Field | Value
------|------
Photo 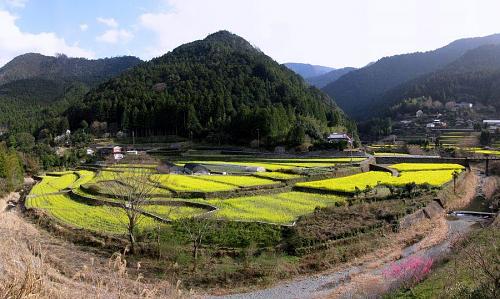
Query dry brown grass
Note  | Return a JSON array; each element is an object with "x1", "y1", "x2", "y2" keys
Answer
[
  {"x1": 0, "y1": 193, "x2": 183, "y2": 299},
  {"x1": 482, "y1": 176, "x2": 500, "y2": 199},
  {"x1": 440, "y1": 170, "x2": 478, "y2": 211}
]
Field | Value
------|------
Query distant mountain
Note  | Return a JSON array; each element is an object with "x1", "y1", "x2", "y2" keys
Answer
[
  {"x1": 0, "y1": 53, "x2": 142, "y2": 133},
  {"x1": 381, "y1": 44, "x2": 500, "y2": 112},
  {"x1": 284, "y1": 63, "x2": 335, "y2": 79},
  {"x1": 306, "y1": 67, "x2": 356, "y2": 88},
  {"x1": 323, "y1": 33, "x2": 500, "y2": 119},
  {"x1": 0, "y1": 53, "x2": 142, "y2": 87},
  {"x1": 70, "y1": 31, "x2": 356, "y2": 146}
]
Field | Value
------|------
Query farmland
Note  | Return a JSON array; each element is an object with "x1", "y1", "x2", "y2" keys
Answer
[
  {"x1": 389, "y1": 163, "x2": 465, "y2": 172},
  {"x1": 26, "y1": 160, "x2": 461, "y2": 230},
  {"x1": 22, "y1": 156, "x2": 474, "y2": 293},
  {"x1": 296, "y1": 163, "x2": 462, "y2": 193}
]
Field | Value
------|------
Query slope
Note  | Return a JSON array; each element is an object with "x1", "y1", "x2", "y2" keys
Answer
[{"x1": 307, "y1": 67, "x2": 356, "y2": 88}]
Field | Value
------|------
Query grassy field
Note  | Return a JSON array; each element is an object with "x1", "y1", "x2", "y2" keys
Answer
[
  {"x1": 205, "y1": 192, "x2": 346, "y2": 224},
  {"x1": 389, "y1": 163, "x2": 465, "y2": 172}
]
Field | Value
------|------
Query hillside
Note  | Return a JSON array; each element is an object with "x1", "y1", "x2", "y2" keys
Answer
[
  {"x1": 71, "y1": 31, "x2": 356, "y2": 146},
  {"x1": 0, "y1": 53, "x2": 142, "y2": 86},
  {"x1": 0, "y1": 54, "x2": 142, "y2": 133},
  {"x1": 307, "y1": 67, "x2": 356, "y2": 88},
  {"x1": 383, "y1": 44, "x2": 500, "y2": 113},
  {"x1": 323, "y1": 33, "x2": 500, "y2": 119},
  {"x1": 284, "y1": 63, "x2": 335, "y2": 79}
]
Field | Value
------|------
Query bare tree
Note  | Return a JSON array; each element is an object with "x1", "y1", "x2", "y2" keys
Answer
[
  {"x1": 105, "y1": 165, "x2": 158, "y2": 254},
  {"x1": 176, "y1": 216, "x2": 215, "y2": 272}
]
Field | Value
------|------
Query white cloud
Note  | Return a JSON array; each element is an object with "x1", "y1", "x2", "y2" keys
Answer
[
  {"x1": 80, "y1": 23, "x2": 88, "y2": 32},
  {"x1": 96, "y1": 29, "x2": 133, "y2": 44},
  {"x1": 97, "y1": 17, "x2": 118, "y2": 28},
  {"x1": 4, "y1": 0, "x2": 28, "y2": 8},
  {"x1": 0, "y1": 10, "x2": 94, "y2": 66},
  {"x1": 138, "y1": 0, "x2": 500, "y2": 67}
]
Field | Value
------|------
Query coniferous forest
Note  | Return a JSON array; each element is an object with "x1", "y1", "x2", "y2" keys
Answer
[{"x1": 69, "y1": 31, "x2": 357, "y2": 146}]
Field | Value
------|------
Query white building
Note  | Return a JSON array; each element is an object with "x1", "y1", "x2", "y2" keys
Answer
[{"x1": 327, "y1": 133, "x2": 352, "y2": 144}]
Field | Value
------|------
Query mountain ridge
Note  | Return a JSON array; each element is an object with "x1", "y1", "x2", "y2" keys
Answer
[
  {"x1": 323, "y1": 33, "x2": 500, "y2": 119},
  {"x1": 284, "y1": 62, "x2": 335, "y2": 79}
]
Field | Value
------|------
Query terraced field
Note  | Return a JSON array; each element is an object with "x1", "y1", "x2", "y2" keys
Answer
[
  {"x1": 151, "y1": 174, "x2": 237, "y2": 192},
  {"x1": 26, "y1": 160, "x2": 462, "y2": 234},
  {"x1": 252, "y1": 172, "x2": 303, "y2": 181},
  {"x1": 297, "y1": 163, "x2": 461, "y2": 193},
  {"x1": 390, "y1": 163, "x2": 464, "y2": 172},
  {"x1": 196, "y1": 175, "x2": 277, "y2": 188},
  {"x1": 30, "y1": 173, "x2": 78, "y2": 196},
  {"x1": 204, "y1": 192, "x2": 346, "y2": 224},
  {"x1": 26, "y1": 194, "x2": 158, "y2": 233}
]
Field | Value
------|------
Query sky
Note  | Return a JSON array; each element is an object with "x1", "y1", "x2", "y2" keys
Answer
[{"x1": 1, "y1": 0, "x2": 500, "y2": 68}]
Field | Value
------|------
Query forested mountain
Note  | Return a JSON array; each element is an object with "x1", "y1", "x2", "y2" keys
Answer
[
  {"x1": 323, "y1": 33, "x2": 500, "y2": 119},
  {"x1": 381, "y1": 44, "x2": 500, "y2": 113},
  {"x1": 307, "y1": 67, "x2": 356, "y2": 88},
  {"x1": 284, "y1": 63, "x2": 335, "y2": 79},
  {"x1": 0, "y1": 53, "x2": 142, "y2": 86},
  {"x1": 70, "y1": 31, "x2": 356, "y2": 146},
  {"x1": 0, "y1": 54, "x2": 142, "y2": 133}
]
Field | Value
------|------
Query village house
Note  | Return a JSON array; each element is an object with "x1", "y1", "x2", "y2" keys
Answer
[{"x1": 327, "y1": 133, "x2": 352, "y2": 144}]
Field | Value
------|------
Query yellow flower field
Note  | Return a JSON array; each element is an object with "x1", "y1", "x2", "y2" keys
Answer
[{"x1": 389, "y1": 163, "x2": 464, "y2": 172}]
